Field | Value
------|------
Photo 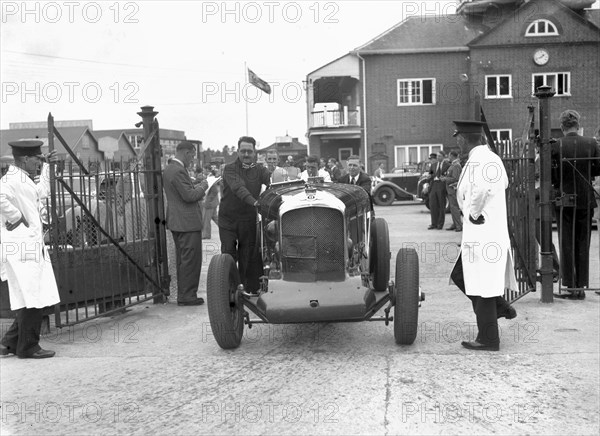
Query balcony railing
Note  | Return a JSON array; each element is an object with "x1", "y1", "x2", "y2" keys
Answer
[{"x1": 310, "y1": 107, "x2": 360, "y2": 128}]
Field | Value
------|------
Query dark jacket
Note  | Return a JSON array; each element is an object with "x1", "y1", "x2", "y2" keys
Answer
[
  {"x1": 429, "y1": 159, "x2": 451, "y2": 183},
  {"x1": 551, "y1": 132, "x2": 600, "y2": 209},
  {"x1": 338, "y1": 171, "x2": 372, "y2": 194},
  {"x1": 163, "y1": 160, "x2": 206, "y2": 232},
  {"x1": 219, "y1": 159, "x2": 271, "y2": 229},
  {"x1": 329, "y1": 165, "x2": 342, "y2": 182}
]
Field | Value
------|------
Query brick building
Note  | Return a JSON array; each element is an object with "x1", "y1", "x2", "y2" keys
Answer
[{"x1": 306, "y1": 0, "x2": 600, "y2": 173}]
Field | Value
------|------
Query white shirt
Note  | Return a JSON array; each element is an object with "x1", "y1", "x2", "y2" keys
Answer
[{"x1": 300, "y1": 168, "x2": 331, "y2": 182}]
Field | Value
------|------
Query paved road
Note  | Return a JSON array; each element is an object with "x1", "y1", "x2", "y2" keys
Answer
[{"x1": 1, "y1": 204, "x2": 599, "y2": 435}]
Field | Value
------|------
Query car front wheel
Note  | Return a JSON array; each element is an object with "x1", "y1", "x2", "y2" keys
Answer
[
  {"x1": 393, "y1": 248, "x2": 419, "y2": 345},
  {"x1": 207, "y1": 254, "x2": 244, "y2": 349}
]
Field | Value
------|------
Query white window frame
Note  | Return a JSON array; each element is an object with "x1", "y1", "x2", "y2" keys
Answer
[
  {"x1": 532, "y1": 72, "x2": 571, "y2": 96},
  {"x1": 485, "y1": 75, "x2": 512, "y2": 99},
  {"x1": 490, "y1": 129, "x2": 512, "y2": 143},
  {"x1": 394, "y1": 144, "x2": 442, "y2": 168},
  {"x1": 397, "y1": 78, "x2": 436, "y2": 106},
  {"x1": 525, "y1": 19, "x2": 558, "y2": 36}
]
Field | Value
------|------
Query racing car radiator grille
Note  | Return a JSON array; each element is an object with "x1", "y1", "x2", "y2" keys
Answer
[{"x1": 280, "y1": 207, "x2": 345, "y2": 282}]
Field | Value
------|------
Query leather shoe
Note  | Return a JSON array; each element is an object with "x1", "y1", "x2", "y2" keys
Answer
[
  {"x1": 446, "y1": 226, "x2": 456, "y2": 231},
  {"x1": 428, "y1": 225, "x2": 436, "y2": 230},
  {"x1": 461, "y1": 341, "x2": 499, "y2": 351},
  {"x1": 0, "y1": 344, "x2": 15, "y2": 356},
  {"x1": 498, "y1": 305, "x2": 517, "y2": 320},
  {"x1": 177, "y1": 297, "x2": 205, "y2": 306},
  {"x1": 19, "y1": 349, "x2": 55, "y2": 359}
]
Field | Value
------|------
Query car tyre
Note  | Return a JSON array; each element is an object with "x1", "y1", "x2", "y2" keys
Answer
[
  {"x1": 394, "y1": 248, "x2": 419, "y2": 345},
  {"x1": 373, "y1": 186, "x2": 395, "y2": 206},
  {"x1": 207, "y1": 254, "x2": 244, "y2": 349},
  {"x1": 370, "y1": 218, "x2": 390, "y2": 292}
]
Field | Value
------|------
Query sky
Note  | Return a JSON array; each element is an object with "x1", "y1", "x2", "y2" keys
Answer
[{"x1": 1, "y1": 0, "x2": 598, "y2": 150}]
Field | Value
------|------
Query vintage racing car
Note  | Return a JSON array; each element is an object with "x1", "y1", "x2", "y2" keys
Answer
[{"x1": 206, "y1": 178, "x2": 423, "y2": 349}]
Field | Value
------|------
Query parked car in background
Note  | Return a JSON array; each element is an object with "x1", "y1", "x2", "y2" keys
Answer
[{"x1": 371, "y1": 161, "x2": 431, "y2": 206}]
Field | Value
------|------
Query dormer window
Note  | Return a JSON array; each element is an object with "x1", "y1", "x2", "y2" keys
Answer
[{"x1": 526, "y1": 19, "x2": 558, "y2": 36}]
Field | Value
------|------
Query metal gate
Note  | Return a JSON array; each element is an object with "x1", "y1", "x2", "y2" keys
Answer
[
  {"x1": 498, "y1": 136, "x2": 538, "y2": 302},
  {"x1": 45, "y1": 107, "x2": 170, "y2": 327}
]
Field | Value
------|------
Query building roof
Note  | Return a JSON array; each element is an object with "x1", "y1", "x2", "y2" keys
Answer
[
  {"x1": 0, "y1": 126, "x2": 93, "y2": 157},
  {"x1": 354, "y1": 1, "x2": 599, "y2": 54},
  {"x1": 259, "y1": 137, "x2": 307, "y2": 154},
  {"x1": 354, "y1": 14, "x2": 488, "y2": 54},
  {"x1": 584, "y1": 9, "x2": 600, "y2": 28}
]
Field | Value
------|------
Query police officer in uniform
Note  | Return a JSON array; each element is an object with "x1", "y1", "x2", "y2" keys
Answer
[
  {"x1": 0, "y1": 140, "x2": 60, "y2": 359},
  {"x1": 449, "y1": 121, "x2": 518, "y2": 351}
]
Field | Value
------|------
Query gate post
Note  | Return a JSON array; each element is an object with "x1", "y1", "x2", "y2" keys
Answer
[
  {"x1": 138, "y1": 106, "x2": 170, "y2": 303},
  {"x1": 535, "y1": 86, "x2": 555, "y2": 303}
]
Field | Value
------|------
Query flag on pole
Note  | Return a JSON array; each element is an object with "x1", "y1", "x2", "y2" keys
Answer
[{"x1": 247, "y1": 68, "x2": 271, "y2": 94}]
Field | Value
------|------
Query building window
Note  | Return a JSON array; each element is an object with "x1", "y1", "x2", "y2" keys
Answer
[
  {"x1": 485, "y1": 75, "x2": 512, "y2": 98},
  {"x1": 394, "y1": 144, "x2": 442, "y2": 167},
  {"x1": 490, "y1": 129, "x2": 512, "y2": 143},
  {"x1": 532, "y1": 72, "x2": 570, "y2": 96},
  {"x1": 525, "y1": 19, "x2": 558, "y2": 36},
  {"x1": 397, "y1": 78, "x2": 436, "y2": 106},
  {"x1": 81, "y1": 134, "x2": 90, "y2": 149}
]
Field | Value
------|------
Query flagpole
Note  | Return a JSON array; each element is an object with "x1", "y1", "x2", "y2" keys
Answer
[{"x1": 244, "y1": 61, "x2": 249, "y2": 135}]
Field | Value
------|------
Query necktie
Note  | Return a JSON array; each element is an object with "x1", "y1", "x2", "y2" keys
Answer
[{"x1": 351, "y1": 177, "x2": 356, "y2": 185}]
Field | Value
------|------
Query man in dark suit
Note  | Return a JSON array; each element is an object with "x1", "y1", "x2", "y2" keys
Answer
[
  {"x1": 428, "y1": 150, "x2": 451, "y2": 230},
  {"x1": 327, "y1": 158, "x2": 342, "y2": 182},
  {"x1": 338, "y1": 155, "x2": 374, "y2": 214},
  {"x1": 551, "y1": 110, "x2": 600, "y2": 300},
  {"x1": 163, "y1": 141, "x2": 208, "y2": 306},
  {"x1": 338, "y1": 155, "x2": 372, "y2": 192},
  {"x1": 219, "y1": 136, "x2": 271, "y2": 294}
]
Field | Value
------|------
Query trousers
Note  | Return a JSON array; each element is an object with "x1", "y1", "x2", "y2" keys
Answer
[
  {"x1": 219, "y1": 221, "x2": 262, "y2": 292},
  {"x1": 171, "y1": 230, "x2": 203, "y2": 302},
  {"x1": 451, "y1": 254, "x2": 511, "y2": 345},
  {"x1": 1, "y1": 308, "x2": 43, "y2": 357}
]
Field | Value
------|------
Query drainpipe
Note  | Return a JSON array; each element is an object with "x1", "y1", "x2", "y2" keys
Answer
[{"x1": 356, "y1": 52, "x2": 368, "y2": 173}]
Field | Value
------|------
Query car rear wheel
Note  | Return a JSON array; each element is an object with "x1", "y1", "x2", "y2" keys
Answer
[
  {"x1": 207, "y1": 254, "x2": 244, "y2": 349},
  {"x1": 370, "y1": 218, "x2": 390, "y2": 292},
  {"x1": 394, "y1": 248, "x2": 419, "y2": 345},
  {"x1": 374, "y1": 186, "x2": 395, "y2": 206}
]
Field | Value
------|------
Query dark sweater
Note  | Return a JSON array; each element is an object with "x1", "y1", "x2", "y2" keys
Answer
[{"x1": 218, "y1": 159, "x2": 270, "y2": 229}]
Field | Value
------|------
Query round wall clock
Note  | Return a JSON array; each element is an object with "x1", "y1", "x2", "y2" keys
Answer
[{"x1": 533, "y1": 49, "x2": 549, "y2": 66}]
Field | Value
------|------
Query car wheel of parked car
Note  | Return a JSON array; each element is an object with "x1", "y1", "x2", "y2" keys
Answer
[
  {"x1": 207, "y1": 254, "x2": 244, "y2": 349},
  {"x1": 393, "y1": 247, "x2": 419, "y2": 345},
  {"x1": 373, "y1": 186, "x2": 395, "y2": 206},
  {"x1": 370, "y1": 218, "x2": 390, "y2": 292}
]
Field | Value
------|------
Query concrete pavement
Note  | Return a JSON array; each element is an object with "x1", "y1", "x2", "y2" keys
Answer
[{"x1": 1, "y1": 203, "x2": 599, "y2": 435}]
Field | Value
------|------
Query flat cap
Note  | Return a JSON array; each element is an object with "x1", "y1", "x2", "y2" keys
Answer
[
  {"x1": 452, "y1": 120, "x2": 485, "y2": 137},
  {"x1": 8, "y1": 140, "x2": 44, "y2": 157}
]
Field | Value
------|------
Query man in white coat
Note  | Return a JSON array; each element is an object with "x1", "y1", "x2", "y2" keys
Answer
[
  {"x1": 449, "y1": 121, "x2": 518, "y2": 352},
  {"x1": 0, "y1": 140, "x2": 60, "y2": 359}
]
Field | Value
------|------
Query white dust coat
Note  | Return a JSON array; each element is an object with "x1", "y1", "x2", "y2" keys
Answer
[
  {"x1": 0, "y1": 164, "x2": 60, "y2": 309},
  {"x1": 452, "y1": 145, "x2": 518, "y2": 297}
]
